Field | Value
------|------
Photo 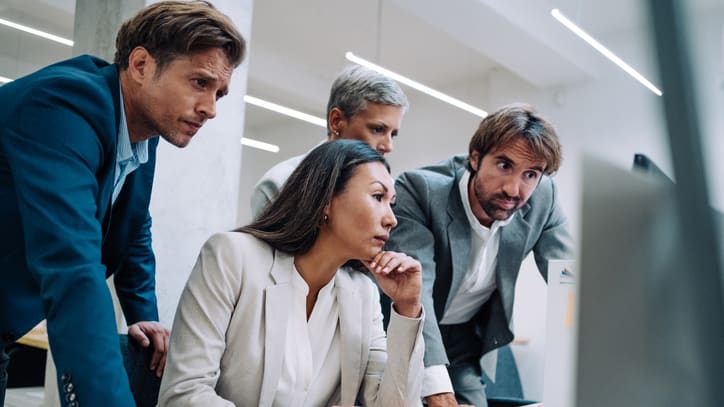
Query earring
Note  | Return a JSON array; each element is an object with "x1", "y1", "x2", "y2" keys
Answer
[
  {"x1": 324, "y1": 214, "x2": 329, "y2": 222},
  {"x1": 333, "y1": 131, "x2": 340, "y2": 137}
]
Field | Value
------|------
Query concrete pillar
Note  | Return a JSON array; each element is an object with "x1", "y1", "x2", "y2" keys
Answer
[{"x1": 72, "y1": 0, "x2": 144, "y2": 60}]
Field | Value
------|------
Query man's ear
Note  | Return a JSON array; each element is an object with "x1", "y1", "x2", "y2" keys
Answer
[
  {"x1": 469, "y1": 150, "x2": 482, "y2": 170},
  {"x1": 126, "y1": 46, "x2": 154, "y2": 82},
  {"x1": 327, "y1": 107, "x2": 346, "y2": 139}
]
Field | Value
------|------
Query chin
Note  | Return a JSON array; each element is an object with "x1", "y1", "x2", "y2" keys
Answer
[{"x1": 162, "y1": 133, "x2": 192, "y2": 148}]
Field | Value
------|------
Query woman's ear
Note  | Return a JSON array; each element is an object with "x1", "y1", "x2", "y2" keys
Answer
[
  {"x1": 328, "y1": 108, "x2": 346, "y2": 139},
  {"x1": 321, "y1": 203, "x2": 331, "y2": 225}
]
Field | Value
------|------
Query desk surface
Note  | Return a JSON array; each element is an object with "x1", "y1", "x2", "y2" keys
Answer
[{"x1": 15, "y1": 321, "x2": 48, "y2": 350}]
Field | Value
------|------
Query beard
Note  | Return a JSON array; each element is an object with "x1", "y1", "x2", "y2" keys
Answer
[
  {"x1": 474, "y1": 178, "x2": 521, "y2": 221},
  {"x1": 140, "y1": 110, "x2": 194, "y2": 148}
]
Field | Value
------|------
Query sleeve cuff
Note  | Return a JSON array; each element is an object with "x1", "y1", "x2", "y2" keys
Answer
[{"x1": 422, "y1": 364, "x2": 454, "y2": 398}]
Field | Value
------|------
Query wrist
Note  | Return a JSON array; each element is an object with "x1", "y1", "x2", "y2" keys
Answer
[
  {"x1": 392, "y1": 301, "x2": 422, "y2": 318},
  {"x1": 424, "y1": 392, "x2": 457, "y2": 406}
]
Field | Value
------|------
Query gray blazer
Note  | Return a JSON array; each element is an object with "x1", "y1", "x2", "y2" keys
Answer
[
  {"x1": 251, "y1": 141, "x2": 326, "y2": 219},
  {"x1": 250, "y1": 153, "x2": 306, "y2": 219},
  {"x1": 386, "y1": 155, "x2": 574, "y2": 367},
  {"x1": 158, "y1": 232, "x2": 425, "y2": 407}
]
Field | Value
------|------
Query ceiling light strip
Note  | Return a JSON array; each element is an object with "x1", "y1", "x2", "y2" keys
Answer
[
  {"x1": 551, "y1": 9, "x2": 662, "y2": 96},
  {"x1": 345, "y1": 51, "x2": 487, "y2": 118},
  {"x1": 0, "y1": 17, "x2": 73, "y2": 47},
  {"x1": 240, "y1": 137, "x2": 280, "y2": 153},
  {"x1": 243, "y1": 95, "x2": 326, "y2": 128}
]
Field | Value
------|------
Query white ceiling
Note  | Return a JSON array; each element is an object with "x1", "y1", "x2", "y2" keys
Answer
[{"x1": 0, "y1": 0, "x2": 720, "y2": 129}]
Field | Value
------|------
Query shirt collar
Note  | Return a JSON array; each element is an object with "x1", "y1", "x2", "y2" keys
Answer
[{"x1": 118, "y1": 81, "x2": 149, "y2": 165}]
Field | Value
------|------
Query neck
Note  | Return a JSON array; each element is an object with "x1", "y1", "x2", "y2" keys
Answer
[
  {"x1": 295, "y1": 237, "x2": 347, "y2": 320},
  {"x1": 119, "y1": 71, "x2": 152, "y2": 143},
  {"x1": 294, "y1": 237, "x2": 346, "y2": 293}
]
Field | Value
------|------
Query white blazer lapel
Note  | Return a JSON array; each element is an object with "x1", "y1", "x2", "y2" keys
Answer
[
  {"x1": 258, "y1": 250, "x2": 295, "y2": 407},
  {"x1": 336, "y1": 271, "x2": 364, "y2": 404}
]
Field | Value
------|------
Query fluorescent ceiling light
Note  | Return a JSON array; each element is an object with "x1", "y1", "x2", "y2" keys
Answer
[
  {"x1": 0, "y1": 76, "x2": 12, "y2": 84},
  {"x1": 0, "y1": 17, "x2": 73, "y2": 47},
  {"x1": 551, "y1": 9, "x2": 662, "y2": 96},
  {"x1": 345, "y1": 51, "x2": 487, "y2": 118},
  {"x1": 243, "y1": 95, "x2": 326, "y2": 128},
  {"x1": 240, "y1": 137, "x2": 280, "y2": 153}
]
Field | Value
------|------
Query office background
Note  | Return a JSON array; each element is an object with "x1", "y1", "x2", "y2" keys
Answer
[{"x1": 1, "y1": 0, "x2": 722, "y2": 401}]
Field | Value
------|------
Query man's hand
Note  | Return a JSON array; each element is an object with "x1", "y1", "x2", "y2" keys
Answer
[
  {"x1": 425, "y1": 392, "x2": 474, "y2": 407},
  {"x1": 128, "y1": 321, "x2": 170, "y2": 378}
]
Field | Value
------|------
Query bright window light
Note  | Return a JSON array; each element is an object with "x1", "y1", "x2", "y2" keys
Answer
[
  {"x1": 243, "y1": 95, "x2": 326, "y2": 128},
  {"x1": 345, "y1": 51, "x2": 487, "y2": 118},
  {"x1": 0, "y1": 17, "x2": 73, "y2": 47},
  {"x1": 551, "y1": 9, "x2": 662, "y2": 96},
  {"x1": 240, "y1": 137, "x2": 280, "y2": 153},
  {"x1": 0, "y1": 76, "x2": 12, "y2": 84}
]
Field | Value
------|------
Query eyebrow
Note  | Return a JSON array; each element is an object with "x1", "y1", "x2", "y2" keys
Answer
[
  {"x1": 370, "y1": 180, "x2": 389, "y2": 192},
  {"x1": 369, "y1": 121, "x2": 390, "y2": 129}
]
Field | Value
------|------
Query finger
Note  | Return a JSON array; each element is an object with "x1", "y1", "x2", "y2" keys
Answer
[
  {"x1": 149, "y1": 331, "x2": 166, "y2": 371},
  {"x1": 128, "y1": 324, "x2": 150, "y2": 348},
  {"x1": 377, "y1": 252, "x2": 409, "y2": 274},
  {"x1": 156, "y1": 351, "x2": 167, "y2": 378},
  {"x1": 396, "y1": 257, "x2": 421, "y2": 273},
  {"x1": 368, "y1": 250, "x2": 386, "y2": 268},
  {"x1": 372, "y1": 251, "x2": 398, "y2": 274}
]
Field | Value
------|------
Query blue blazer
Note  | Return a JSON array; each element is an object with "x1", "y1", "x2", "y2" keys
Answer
[{"x1": 0, "y1": 55, "x2": 158, "y2": 406}]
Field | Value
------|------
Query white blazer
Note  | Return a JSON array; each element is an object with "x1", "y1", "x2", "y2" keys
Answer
[{"x1": 158, "y1": 232, "x2": 424, "y2": 407}]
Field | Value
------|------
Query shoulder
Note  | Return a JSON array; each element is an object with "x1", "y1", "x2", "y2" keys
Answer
[
  {"x1": 11, "y1": 55, "x2": 116, "y2": 102},
  {"x1": 397, "y1": 155, "x2": 466, "y2": 190},
  {"x1": 527, "y1": 175, "x2": 558, "y2": 207},
  {"x1": 201, "y1": 231, "x2": 275, "y2": 267},
  {"x1": 394, "y1": 155, "x2": 466, "y2": 208},
  {"x1": 204, "y1": 231, "x2": 272, "y2": 255},
  {"x1": 2, "y1": 55, "x2": 119, "y2": 145},
  {"x1": 521, "y1": 175, "x2": 564, "y2": 224},
  {"x1": 255, "y1": 153, "x2": 307, "y2": 190}
]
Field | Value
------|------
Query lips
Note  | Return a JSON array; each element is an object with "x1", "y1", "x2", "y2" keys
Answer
[
  {"x1": 494, "y1": 199, "x2": 517, "y2": 210},
  {"x1": 184, "y1": 120, "x2": 203, "y2": 133},
  {"x1": 374, "y1": 234, "x2": 389, "y2": 244}
]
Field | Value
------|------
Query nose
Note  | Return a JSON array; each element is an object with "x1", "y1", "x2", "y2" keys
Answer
[
  {"x1": 384, "y1": 204, "x2": 398, "y2": 229},
  {"x1": 376, "y1": 133, "x2": 393, "y2": 155},
  {"x1": 198, "y1": 93, "x2": 217, "y2": 120},
  {"x1": 502, "y1": 175, "x2": 521, "y2": 198}
]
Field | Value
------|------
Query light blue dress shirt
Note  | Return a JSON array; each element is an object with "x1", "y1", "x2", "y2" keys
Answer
[{"x1": 112, "y1": 84, "x2": 148, "y2": 204}]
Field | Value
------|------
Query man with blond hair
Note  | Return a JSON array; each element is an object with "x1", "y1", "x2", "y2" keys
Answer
[{"x1": 0, "y1": 2, "x2": 245, "y2": 405}]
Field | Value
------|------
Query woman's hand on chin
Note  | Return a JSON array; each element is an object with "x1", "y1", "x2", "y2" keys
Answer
[{"x1": 362, "y1": 251, "x2": 422, "y2": 318}]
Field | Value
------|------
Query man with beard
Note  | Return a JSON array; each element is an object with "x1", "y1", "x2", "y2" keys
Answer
[{"x1": 385, "y1": 103, "x2": 574, "y2": 407}]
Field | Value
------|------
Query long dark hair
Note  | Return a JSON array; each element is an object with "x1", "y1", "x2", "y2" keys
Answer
[{"x1": 238, "y1": 140, "x2": 388, "y2": 255}]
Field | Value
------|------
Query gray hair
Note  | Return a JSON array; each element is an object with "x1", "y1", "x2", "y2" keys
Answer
[{"x1": 325, "y1": 65, "x2": 409, "y2": 134}]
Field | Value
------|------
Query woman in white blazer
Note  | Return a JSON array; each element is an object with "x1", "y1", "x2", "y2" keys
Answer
[{"x1": 158, "y1": 140, "x2": 425, "y2": 407}]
